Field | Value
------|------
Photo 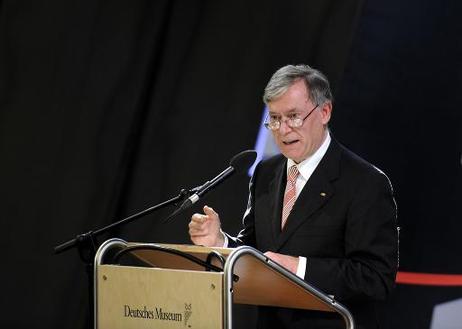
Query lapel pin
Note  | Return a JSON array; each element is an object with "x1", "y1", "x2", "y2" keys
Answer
[{"x1": 320, "y1": 192, "x2": 326, "y2": 197}]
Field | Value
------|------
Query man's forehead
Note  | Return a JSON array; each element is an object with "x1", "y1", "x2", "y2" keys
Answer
[{"x1": 268, "y1": 98, "x2": 311, "y2": 115}]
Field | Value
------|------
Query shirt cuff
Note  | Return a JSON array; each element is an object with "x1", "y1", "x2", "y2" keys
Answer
[
  {"x1": 221, "y1": 229, "x2": 228, "y2": 248},
  {"x1": 296, "y1": 256, "x2": 307, "y2": 279}
]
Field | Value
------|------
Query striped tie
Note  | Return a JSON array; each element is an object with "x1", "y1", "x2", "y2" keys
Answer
[{"x1": 281, "y1": 165, "x2": 299, "y2": 229}]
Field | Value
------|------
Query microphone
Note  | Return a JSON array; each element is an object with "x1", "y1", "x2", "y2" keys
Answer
[{"x1": 168, "y1": 150, "x2": 257, "y2": 219}]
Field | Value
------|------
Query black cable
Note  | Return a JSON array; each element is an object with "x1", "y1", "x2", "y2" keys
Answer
[
  {"x1": 205, "y1": 250, "x2": 226, "y2": 271},
  {"x1": 112, "y1": 244, "x2": 224, "y2": 273}
]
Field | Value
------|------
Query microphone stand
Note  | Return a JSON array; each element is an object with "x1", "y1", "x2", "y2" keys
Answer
[
  {"x1": 54, "y1": 149, "x2": 256, "y2": 328},
  {"x1": 54, "y1": 187, "x2": 196, "y2": 329}
]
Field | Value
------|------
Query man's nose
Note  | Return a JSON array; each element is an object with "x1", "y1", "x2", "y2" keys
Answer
[{"x1": 278, "y1": 119, "x2": 293, "y2": 134}]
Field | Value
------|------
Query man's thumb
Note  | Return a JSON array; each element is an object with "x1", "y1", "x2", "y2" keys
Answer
[{"x1": 203, "y1": 205, "x2": 217, "y2": 217}]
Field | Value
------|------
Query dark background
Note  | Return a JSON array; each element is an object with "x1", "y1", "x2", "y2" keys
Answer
[{"x1": 1, "y1": 0, "x2": 460, "y2": 328}]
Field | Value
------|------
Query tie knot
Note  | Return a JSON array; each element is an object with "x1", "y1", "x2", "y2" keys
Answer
[{"x1": 288, "y1": 165, "x2": 299, "y2": 183}]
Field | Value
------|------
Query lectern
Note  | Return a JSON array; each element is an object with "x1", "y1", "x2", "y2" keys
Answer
[{"x1": 94, "y1": 238, "x2": 354, "y2": 329}]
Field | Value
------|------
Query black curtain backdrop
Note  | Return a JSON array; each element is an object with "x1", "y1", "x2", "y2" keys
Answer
[
  {"x1": 1, "y1": 1, "x2": 460, "y2": 329},
  {"x1": 0, "y1": 1, "x2": 363, "y2": 328},
  {"x1": 333, "y1": 0, "x2": 462, "y2": 327}
]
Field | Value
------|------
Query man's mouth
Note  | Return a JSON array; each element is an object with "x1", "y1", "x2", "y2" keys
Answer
[{"x1": 282, "y1": 140, "x2": 299, "y2": 145}]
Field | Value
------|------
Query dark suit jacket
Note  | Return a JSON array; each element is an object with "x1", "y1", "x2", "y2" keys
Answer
[{"x1": 229, "y1": 138, "x2": 398, "y2": 329}]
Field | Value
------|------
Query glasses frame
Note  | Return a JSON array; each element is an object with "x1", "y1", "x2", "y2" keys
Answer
[{"x1": 264, "y1": 103, "x2": 319, "y2": 131}]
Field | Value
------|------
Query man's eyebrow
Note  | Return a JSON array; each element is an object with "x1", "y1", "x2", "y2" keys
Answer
[{"x1": 269, "y1": 108, "x2": 299, "y2": 115}]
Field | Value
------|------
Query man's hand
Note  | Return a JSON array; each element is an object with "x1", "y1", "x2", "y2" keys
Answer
[
  {"x1": 189, "y1": 205, "x2": 224, "y2": 247},
  {"x1": 264, "y1": 251, "x2": 299, "y2": 274}
]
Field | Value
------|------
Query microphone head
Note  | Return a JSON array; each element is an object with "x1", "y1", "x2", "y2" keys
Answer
[{"x1": 229, "y1": 150, "x2": 257, "y2": 173}]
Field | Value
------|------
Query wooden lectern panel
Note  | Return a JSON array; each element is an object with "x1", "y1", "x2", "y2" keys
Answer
[
  {"x1": 97, "y1": 265, "x2": 223, "y2": 329},
  {"x1": 232, "y1": 254, "x2": 334, "y2": 312}
]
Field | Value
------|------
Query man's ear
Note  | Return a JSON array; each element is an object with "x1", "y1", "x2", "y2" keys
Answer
[{"x1": 320, "y1": 102, "x2": 332, "y2": 125}]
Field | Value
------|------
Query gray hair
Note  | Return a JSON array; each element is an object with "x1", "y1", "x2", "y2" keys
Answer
[{"x1": 263, "y1": 64, "x2": 333, "y2": 105}]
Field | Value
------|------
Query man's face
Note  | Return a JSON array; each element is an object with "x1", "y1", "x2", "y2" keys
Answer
[{"x1": 268, "y1": 79, "x2": 332, "y2": 163}]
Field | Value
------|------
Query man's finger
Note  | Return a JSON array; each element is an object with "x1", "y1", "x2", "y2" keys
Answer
[
  {"x1": 203, "y1": 205, "x2": 217, "y2": 217},
  {"x1": 191, "y1": 214, "x2": 207, "y2": 223},
  {"x1": 189, "y1": 229, "x2": 207, "y2": 237}
]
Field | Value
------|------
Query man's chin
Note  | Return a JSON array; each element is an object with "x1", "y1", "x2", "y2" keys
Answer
[{"x1": 280, "y1": 150, "x2": 302, "y2": 163}]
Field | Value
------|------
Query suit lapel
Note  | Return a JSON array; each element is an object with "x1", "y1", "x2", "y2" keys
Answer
[
  {"x1": 275, "y1": 139, "x2": 342, "y2": 250},
  {"x1": 269, "y1": 160, "x2": 286, "y2": 246}
]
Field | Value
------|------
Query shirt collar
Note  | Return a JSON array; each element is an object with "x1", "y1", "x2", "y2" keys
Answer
[{"x1": 287, "y1": 131, "x2": 331, "y2": 180}]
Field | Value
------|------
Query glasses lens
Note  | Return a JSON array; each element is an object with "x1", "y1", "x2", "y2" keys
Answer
[
  {"x1": 288, "y1": 118, "x2": 303, "y2": 128},
  {"x1": 264, "y1": 119, "x2": 279, "y2": 130},
  {"x1": 270, "y1": 121, "x2": 279, "y2": 130}
]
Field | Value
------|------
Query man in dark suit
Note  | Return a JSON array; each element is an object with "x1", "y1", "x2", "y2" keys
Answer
[{"x1": 189, "y1": 64, "x2": 398, "y2": 329}]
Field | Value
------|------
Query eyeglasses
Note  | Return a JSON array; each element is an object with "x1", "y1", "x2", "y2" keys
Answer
[{"x1": 264, "y1": 104, "x2": 319, "y2": 131}]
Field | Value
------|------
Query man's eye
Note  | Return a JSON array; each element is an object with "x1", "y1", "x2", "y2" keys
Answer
[
  {"x1": 288, "y1": 114, "x2": 299, "y2": 120},
  {"x1": 270, "y1": 116, "x2": 280, "y2": 122}
]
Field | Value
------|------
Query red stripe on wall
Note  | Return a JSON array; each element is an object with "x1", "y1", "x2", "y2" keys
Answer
[{"x1": 396, "y1": 271, "x2": 462, "y2": 286}]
